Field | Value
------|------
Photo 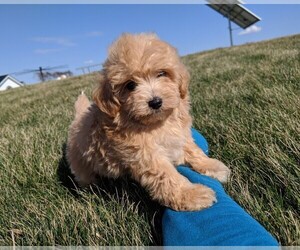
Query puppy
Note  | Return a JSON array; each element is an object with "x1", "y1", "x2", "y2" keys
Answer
[{"x1": 67, "y1": 33, "x2": 230, "y2": 211}]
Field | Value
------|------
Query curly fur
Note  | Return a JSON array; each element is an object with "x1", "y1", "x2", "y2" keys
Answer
[{"x1": 67, "y1": 33, "x2": 230, "y2": 211}]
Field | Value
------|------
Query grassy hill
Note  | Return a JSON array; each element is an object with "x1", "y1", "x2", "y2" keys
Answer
[{"x1": 0, "y1": 34, "x2": 299, "y2": 246}]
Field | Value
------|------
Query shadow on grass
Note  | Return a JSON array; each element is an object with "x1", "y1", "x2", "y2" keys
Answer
[{"x1": 57, "y1": 143, "x2": 164, "y2": 245}]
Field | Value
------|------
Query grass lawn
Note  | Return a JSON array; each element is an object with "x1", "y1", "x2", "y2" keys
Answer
[{"x1": 0, "y1": 34, "x2": 299, "y2": 246}]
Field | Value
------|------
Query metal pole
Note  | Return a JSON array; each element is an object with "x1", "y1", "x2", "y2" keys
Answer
[
  {"x1": 227, "y1": 9, "x2": 233, "y2": 47},
  {"x1": 228, "y1": 17, "x2": 233, "y2": 46},
  {"x1": 39, "y1": 66, "x2": 45, "y2": 82}
]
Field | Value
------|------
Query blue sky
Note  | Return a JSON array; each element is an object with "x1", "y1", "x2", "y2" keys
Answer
[{"x1": 0, "y1": 4, "x2": 300, "y2": 84}]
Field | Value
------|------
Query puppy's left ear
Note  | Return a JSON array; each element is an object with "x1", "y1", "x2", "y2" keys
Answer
[{"x1": 178, "y1": 63, "x2": 190, "y2": 99}]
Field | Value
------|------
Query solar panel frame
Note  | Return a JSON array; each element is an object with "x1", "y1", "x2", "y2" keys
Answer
[{"x1": 207, "y1": 1, "x2": 261, "y2": 29}]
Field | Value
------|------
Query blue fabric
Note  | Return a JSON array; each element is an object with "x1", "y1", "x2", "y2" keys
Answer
[{"x1": 162, "y1": 128, "x2": 279, "y2": 246}]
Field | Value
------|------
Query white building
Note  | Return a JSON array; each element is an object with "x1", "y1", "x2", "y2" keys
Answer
[{"x1": 0, "y1": 75, "x2": 24, "y2": 91}]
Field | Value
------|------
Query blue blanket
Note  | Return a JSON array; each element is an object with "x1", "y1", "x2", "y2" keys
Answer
[{"x1": 162, "y1": 129, "x2": 279, "y2": 246}]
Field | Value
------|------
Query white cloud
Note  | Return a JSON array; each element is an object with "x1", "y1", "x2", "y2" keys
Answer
[
  {"x1": 32, "y1": 36, "x2": 76, "y2": 46},
  {"x1": 84, "y1": 60, "x2": 94, "y2": 64},
  {"x1": 239, "y1": 25, "x2": 262, "y2": 35},
  {"x1": 86, "y1": 31, "x2": 103, "y2": 37},
  {"x1": 34, "y1": 48, "x2": 62, "y2": 55}
]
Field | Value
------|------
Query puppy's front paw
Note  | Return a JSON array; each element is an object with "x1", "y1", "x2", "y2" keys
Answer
[
  {"x1": 205, "y1": 159, "x2": 230, "y2": 183},
  {"x1": 172, "y1": 184, "x2": 216, "y2": 211}
]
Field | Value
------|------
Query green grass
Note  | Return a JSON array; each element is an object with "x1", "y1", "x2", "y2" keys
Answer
[{"x1": 0, "y1": 34, "x2": 299, "y2": 246}]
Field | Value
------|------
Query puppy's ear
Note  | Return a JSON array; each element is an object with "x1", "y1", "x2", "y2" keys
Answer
[
  {"x1": 93, "y1": 74, "x2": 120, "y2": 117},
  {"x1": 178, "y1": 63, "x2": 190, "y2": 99}
]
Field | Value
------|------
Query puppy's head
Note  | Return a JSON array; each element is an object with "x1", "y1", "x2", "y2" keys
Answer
[{"x1": 93, "y1": 33, "x2": 190, "y2": 125}]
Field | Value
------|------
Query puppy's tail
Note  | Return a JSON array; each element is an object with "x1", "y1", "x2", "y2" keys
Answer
[{"x1": 74, "y1": 91, "x2": 90, "y2": 119}]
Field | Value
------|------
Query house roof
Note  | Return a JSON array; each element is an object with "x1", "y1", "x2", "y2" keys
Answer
[
  {"x1": 0, "y1": 75, "x2": 8, "y2": 83},
  {"x1": 0, "y1": 75, "x2": 24, "y2": 87}
]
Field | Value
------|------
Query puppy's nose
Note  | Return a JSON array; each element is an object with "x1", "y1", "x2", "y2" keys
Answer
[{"x1": 148, "y1": 97, "x2": 163, "y2": 110}]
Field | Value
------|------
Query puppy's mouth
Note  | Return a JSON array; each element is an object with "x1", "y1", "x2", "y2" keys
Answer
[{"x1": 135, "y1": 107, "x2": 173, "y2": 126}]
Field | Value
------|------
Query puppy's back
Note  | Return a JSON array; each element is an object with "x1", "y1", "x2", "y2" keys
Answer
[{"x1": 74, "y1": 92, "x2": 90, "y2": 120}]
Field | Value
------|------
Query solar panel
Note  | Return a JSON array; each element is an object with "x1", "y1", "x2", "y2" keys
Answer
[{"x1": 206, "y1": 0, "x2": 261, "y2": 29}]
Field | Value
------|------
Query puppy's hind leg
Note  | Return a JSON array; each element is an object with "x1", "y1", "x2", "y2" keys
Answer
[
  {"x1": 184, "y1": 139, "x2": 230, "y2": 183},
  {"x1": 74, "y1": 91, "x2": 90, "y2": 120}
]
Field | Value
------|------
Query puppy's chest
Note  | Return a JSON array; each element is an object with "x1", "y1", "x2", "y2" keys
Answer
[
  {"x1": 155, "y1": 130, "x2": 186, "y2": 165},
  {"x1": 116, "y1": 123, "x2": 187, "y2": 166}
]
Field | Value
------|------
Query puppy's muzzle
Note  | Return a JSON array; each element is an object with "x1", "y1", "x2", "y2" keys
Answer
[{"x1": 148, "y1": 97, "x2": 163, "y2": 110}]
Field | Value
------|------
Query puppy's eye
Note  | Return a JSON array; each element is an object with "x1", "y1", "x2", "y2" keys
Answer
[
  {"x1": 157, "y1": 71, "x2": 167, "y2": 78},
  {"x1": 125, "y1": 81, "x2": 137, "y2": 91}
]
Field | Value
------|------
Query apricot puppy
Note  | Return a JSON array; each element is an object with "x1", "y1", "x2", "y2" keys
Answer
[{"x1": 67, "y1": 33, "x2": 230, "y2": 211}]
